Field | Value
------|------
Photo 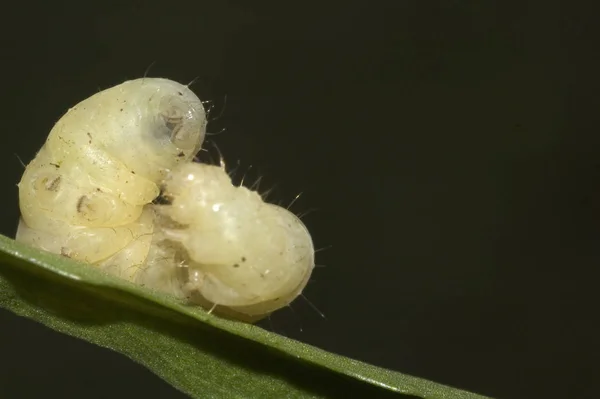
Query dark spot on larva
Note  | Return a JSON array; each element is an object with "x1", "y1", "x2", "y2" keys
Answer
[
  {"x1": 152, "y1": 193, "x2": 174, "y2": 205},
  {"x1": 274, "y1": 297, "x2": 280, "y2": 301},
  {"x1": 76, "y1": 196, "x2": 87, "y2": 213},
  {"x1": 131, "y1": 170, "x2": 135, "y2": 174},
  {"x1": 96, "y1": 188, "x2": 102, "y2": 192},
  {"x1": 87, "y1": 132, "x2": 92, "y2": 144},
  {"x1": 45, "y1": 176, "x2": 61, "y2": 192},
  {"x1": 120, "y1": 108, "x2": 123, "y2": 111},
  {"x1": 259, "y1": 273, "x2": 265, "y2": 278},
  {"x1": 233, "y1": 264, "x2": 239, "y2": 268},
  {"x1": 49, "y1": 163, "x2": 60, "y2": 168},
  {"x1": 241, "y1": 256, "x2": 246, "y2": 262},
  {"x1": 178, "y1": 91, "x2": 183, "y2": 96},
  {"x1": 177, "y1": 151, "x2": 185, "y2": 158}
]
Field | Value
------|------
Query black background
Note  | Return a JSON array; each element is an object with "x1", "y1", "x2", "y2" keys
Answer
[{"x1": 0, "y1": 2, "x2": 597, "y2": 398}]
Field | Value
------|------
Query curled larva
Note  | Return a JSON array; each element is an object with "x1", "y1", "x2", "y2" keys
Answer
[
  {"x1": 16, "y1": 77, "x2": 315, "y2": 320},
  {"x1": 17, "y1": 78, "x2": 207, "y2": 279},
  {"x1": 139, "y1": 162, "x2": 315, "y2": 316}
]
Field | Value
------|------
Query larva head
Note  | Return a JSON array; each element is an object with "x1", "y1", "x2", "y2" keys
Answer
[
  {"x1": 155, "y1": 162, "x2": 315, "y2": 316},
  {"x1": 46, "y1": 78, "x2": 207, "y2": 183}
]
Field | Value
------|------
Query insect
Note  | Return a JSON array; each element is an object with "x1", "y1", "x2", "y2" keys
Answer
[{"x1": 16, "y1": 78, "x2": 315, "y2": 320}]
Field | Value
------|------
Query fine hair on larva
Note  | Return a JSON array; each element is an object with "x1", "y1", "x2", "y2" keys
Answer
[
  {"x1": 214, "y1": 156, "x2": 326, "y2": 309},
  {"x1": 228, "y1": 164, "x2": 327, "y2": 324},
  {"x1": 16, "y1": 77, "x2": 316, "y2": 322},
  {"x1": 198, "y1": 142, "x2": 323, "y2": 286}
]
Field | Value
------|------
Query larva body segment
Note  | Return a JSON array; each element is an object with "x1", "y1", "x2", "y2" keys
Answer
[
  {"x1": 17, "y1": 78, "x2": 207, "y2": 270},
  {"x1": 16, "y1": 77, "x2": 316, "y2": 320},
  {"x1": 139, "y1": 163, "x2": 315, "y2": 316}
]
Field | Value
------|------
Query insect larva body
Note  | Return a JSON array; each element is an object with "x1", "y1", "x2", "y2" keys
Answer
[
  {"x1": 17, "y1": 77, "x2": 315, "y2": 319},
  {"x1": 17, "y1": 78, "x2": 207, "y2": 272},
  {"x1": 138, "y1": 163, "x2": 315, "y2": 316}
]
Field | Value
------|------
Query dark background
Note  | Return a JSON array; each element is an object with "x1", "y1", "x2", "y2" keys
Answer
[{"x1": 0, "y1": 1, "x2": 597, "y2": 398}]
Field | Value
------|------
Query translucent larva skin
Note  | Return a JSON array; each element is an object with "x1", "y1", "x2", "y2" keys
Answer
[
  {"x1": 17, "y1": 77, "x2": 315, "y2": 320},
  {"x1": 139, "y1": 163, "x2": 315, "y2": 316},
  {"x1": 17, "y1": 78, "x2": 207, "y2": 276}
]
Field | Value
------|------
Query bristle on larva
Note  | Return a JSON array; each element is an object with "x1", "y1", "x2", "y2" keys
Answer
[{"x1": 16, "y1": 77, "x2": 315, "y2": 321}]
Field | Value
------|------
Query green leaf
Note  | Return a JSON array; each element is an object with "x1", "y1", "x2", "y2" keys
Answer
[{"x1": 0, "y1": 234, "x2": 492, "y2": 399}]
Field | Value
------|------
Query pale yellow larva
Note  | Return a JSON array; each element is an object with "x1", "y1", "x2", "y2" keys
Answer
[
  {"x1": 17, "y1": 78, "x2": 207, "y2": 280},
  {"x1": 139, "y1": 162, "x2": 315, "y2": 317},
  {"x1": 16, "y1": 77, "x2": 315, "y2": 320}
]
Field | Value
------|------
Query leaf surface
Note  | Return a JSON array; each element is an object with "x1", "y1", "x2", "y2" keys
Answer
[{"x1": 0, "y1": 235, "x2": 492, "y2": 399}]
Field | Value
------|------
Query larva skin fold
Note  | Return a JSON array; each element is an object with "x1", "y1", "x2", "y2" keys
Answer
[
  {"x1": 16, "y1": 77, "x2": 315, "y2": 320},
  {"x1": 141, "y1": 163, "x2": 315, "y2": 316},
  {"x1": 17, "y1": 78, "x2": 206, "y2": 279}
]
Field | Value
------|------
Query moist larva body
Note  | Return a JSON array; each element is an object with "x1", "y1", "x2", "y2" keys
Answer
[
  {"x1": 16, "y1": 77, "x2": 315, "y2": 319},
  {"x1": 17, "y1": 78, "x2": 206, "y2": 279},
  {"x1": 139, "y1": 163, "x2": 315, "y2": 316}
]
